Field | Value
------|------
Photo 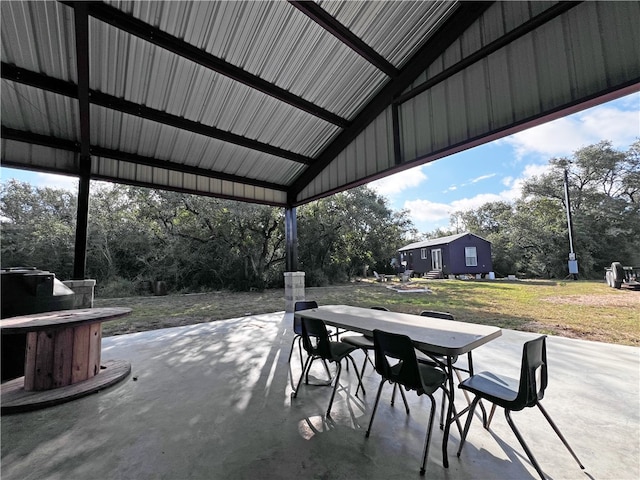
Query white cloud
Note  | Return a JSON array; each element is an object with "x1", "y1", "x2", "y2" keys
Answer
[
  {"x1": 405, "y1": 193, "x2": 503, "y2": 223},
  {"x1": 499, "y1": 92, "x2": 640, "y2": 160},
  {"x1": 469, "y1": 173, "x2": 496, "y2": 184},
  {"x1": 404, "y1": 162, "x2": 551, "y2": 224},
  {"x1": 368, "y1": 166, "x2": 427, "y2": 196},
  {"x1": 403, "y1": 199, "x2": 453, "y2": 222},
  {"x1": 34, "y1": 172, "x2": 79, "y2": 191}
]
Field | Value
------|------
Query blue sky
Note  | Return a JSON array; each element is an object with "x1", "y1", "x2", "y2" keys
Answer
[
  {"x1": 369, "y1": 91, "x2": 640, "y2": 233},
  {"x1": 2, "y1": 92, "x2": 639, "y2": 234}
]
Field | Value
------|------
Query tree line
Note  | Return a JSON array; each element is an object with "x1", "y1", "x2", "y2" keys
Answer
[
  {"x1": 448, "y1": 140, "x2": 639, "y2": 278},
  {"x1": 1, "y1": 140, "x2": 637, "y2": 295},
  {"x1": 0, "y1": 182, "x2": 412, "y2": 295}
]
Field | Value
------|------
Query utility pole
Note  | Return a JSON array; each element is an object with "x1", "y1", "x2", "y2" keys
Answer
[{"x1": 564, "y1": 169, "x2": 578, "y2": 280}]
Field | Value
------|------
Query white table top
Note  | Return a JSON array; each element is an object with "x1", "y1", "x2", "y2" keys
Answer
[{"x1": 296, "y1": 305, "x2": 501, "y2": 356}]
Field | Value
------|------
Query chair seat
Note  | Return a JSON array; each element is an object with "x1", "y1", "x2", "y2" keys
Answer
[
  {"x1": 417, "y1": 364, "x2": 447, "y2": 395},
  {"x1": 459, "y1": 371, "x2": 520, "y2": 407},
  {"x1": 328, "y1": 341, "x2": 357, "y2": 361},
  {"x1": 341, "y1": 335, "x2": 374, "y2": 349}
]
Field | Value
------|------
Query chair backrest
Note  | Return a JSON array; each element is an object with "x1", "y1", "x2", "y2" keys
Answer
[
  {"x1": 514, "y1": 335, "x2": 548, "y2": 410},
  {"x1": 300, "y1": 317, "x2": 332, "y2": 359},
  {"x1": 293, "y1": 300, "x2": 318, "y2": 335},
  {"x1": 370, "y1": 306, "x2": 389, "y2": 311},
  {"x1": 372, "y1": 329, "x2": 423, "y2": 393},
  {"x1": 420, "y1": 310, "x2": 454, "y2": 320}
]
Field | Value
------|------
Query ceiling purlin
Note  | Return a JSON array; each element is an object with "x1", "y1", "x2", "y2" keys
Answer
[
  {"x1": 1, "y1": 126, "x2": 289, "y2": 193},
  {"x1": 1, "y1": 63, "x2": 314, "y2": 166},
  {"x1": 289, "y1": 2, "x2": 493, "y2": 204},
  {"x1": 59, "y1": 1, "x2": 349, "y2": 129},
  {"x1": 289, "y1": 0, "x2": 400, "y2": 78}
]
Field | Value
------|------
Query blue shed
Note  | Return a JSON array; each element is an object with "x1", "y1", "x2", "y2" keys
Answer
[{"x1": 398, "y1": 232, "x2": 493, "y2": 277}]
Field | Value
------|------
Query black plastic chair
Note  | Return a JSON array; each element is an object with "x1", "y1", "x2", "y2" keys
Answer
[
  {"x1": 457, "y1": 335, "x2": 584, "y2": 480},
  {"x1": 366, "y1": 329, "x2": 447, "y2": 476},
  {"x1": 340, "y1": 306, "x2": 388, "y2": 394},
  {"x1": 292, "y1": 317, "x2": 365, "y2": 416},
  {"x1": 288, "y1": 301, "x2": 318, "y2": 370}
]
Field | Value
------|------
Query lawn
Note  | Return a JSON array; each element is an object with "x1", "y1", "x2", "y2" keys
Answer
[{"x1": 95, "y1": 278, "x2": 640, "y2": 346}]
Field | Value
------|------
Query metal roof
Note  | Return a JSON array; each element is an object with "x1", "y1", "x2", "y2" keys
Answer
[
  {"x1": 399, "y1": 232, "x2": 489, "y2": 252},
  {"x1": 2, "y1": 1, "x2": 639, "y2": 207}
]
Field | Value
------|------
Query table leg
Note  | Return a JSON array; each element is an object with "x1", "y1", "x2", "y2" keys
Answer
[{"x1": 442, "y1": 356, "x2": 454, "y2": 468}]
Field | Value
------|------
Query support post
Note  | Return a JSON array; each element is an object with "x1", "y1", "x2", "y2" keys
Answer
[
  {"x1": 285, "y1": 206, "x2": 298, "y2": 272},
  {"x1": 284, "y1": 206, "x2": 304, "y2": 312},
  {"x1": 72, "y1": 2, "x2": 91, "y2": 280}
]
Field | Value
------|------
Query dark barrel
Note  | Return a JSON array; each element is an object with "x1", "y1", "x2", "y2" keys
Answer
[{"x1": 1, "y1": 267, "x2": 76, "y2": 381}]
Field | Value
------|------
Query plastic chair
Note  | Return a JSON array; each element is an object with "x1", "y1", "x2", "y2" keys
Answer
[
  {"x1": 457, "y1": 335, "x2": 584, "y2": 480},
  {"x1": 340, "y1": 306, "x2": 388, "y2": 394},
  {"x1": 366, "y1": 329, "x2": 447, "y2": 476},
  {"x1": 292, "y1": 317, "x2": 365, "y2": 416},
  {"x1": 288, "y1": 301, "x2": 318, "y2": 370}
]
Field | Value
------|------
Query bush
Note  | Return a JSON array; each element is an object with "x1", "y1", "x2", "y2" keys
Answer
[{"x1": 95, "y1": 277, "x2": 139, "y2": 298}]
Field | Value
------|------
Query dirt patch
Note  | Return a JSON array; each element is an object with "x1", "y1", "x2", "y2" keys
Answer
[{"x1": 542, "y1": 292, "x2": 640, "y2": 307}]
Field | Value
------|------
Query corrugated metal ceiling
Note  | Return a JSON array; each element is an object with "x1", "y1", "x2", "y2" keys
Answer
[{"x1": 1, "y1": 1, "x2": 638, "y2": 207}]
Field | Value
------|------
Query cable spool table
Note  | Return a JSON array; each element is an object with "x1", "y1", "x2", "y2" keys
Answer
[{"x1": 1, "y1": 307, "x2": 131, "y2": 414}]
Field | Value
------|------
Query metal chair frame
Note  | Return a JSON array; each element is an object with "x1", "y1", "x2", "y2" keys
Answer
[
  {"x1": 456, "y1": 335, "x2": 585, "y2": 480},
  {"x1": 365, "y1": 329, "x2": 448, "y2": 476},
  {"x1": 292, "y1": 317, "x2": 365, "y2": 416}
]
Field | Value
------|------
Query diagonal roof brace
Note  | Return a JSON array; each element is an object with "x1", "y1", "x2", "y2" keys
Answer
[
  {"x1": 289, "y1": 2, "x2": 493, "y2": 203},
  {"x1": 1, "y1": 63, "x2": 314, "y2": 165},
  {"x1": 59, "y1": 1, "x2": 349, "y2": 128}
]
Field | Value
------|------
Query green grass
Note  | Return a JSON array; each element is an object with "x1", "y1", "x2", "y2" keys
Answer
[{"x1": 95, "y1": 279, "x2": 640, "y2": 346}]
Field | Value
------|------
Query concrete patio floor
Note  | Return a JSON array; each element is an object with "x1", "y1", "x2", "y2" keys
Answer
[{"x1": 2, "y1": 312, "x2": 638, "y2": 480}]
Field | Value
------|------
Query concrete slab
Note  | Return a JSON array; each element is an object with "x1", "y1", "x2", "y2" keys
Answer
[{"x1": 1, "y1": 312, "x2": 638, "y2": 480}]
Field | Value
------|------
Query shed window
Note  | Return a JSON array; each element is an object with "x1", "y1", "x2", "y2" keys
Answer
[
  {"x1": 421, "y1": 248, "x2": 427, "y2": 259},
  {"x1": 465, "y1": 247, "x2": 478, "y2": 267}
]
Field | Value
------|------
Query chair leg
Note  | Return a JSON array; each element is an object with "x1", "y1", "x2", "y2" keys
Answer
[
  {"x1": 326, "y1": 362, "x2": 343, "y2": 416},
  {"x1": 505, "y1": 409, "x2": 547, "y2": 480},
  {"x1": 456, "y1": 396, "x2": 481, "y2": 457},
  {"x1": 365, "y1": 379, "x2": 386, "y2": 437},
  {"x1": 321, "y1": 359, "x2": 332, "y2": 380},
  {"x1": 398, "y1": 383, "x2": 410, "y2": 414},
  {"x1": 287, "y1": 335, "x2": 302, "y2": 368},
  {"x1": 347, "y1": 354, "x2": 365, "y2": 397},
  {"x1": 486, "y1": 403, "x2": 497, "y2": 429},
  {"x1": 420, "y1": 394, "x2": 437, "y2": 476},
  {"x1": 293, "y1": 355, "x2": 313, "y2": 398},
  {"x1": 536, "y1": 403, "x2": 585, "y2": 470},
  {"x1": 355, "y1": 351, "x2": 369, "y2": 397}
]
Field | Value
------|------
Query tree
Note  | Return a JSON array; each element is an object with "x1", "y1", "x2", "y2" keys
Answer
[
  {"x1": 448, "y1": 140, "x2": 640, "y2": 279},
  {"x1": 1, "y1": 180, "x2": 76, "y2": 278},
  {"x1": 298, "y1": 186, "x2": 415, "y2": 285}
]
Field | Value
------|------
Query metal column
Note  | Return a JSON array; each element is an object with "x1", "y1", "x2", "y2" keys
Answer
[
  {"x1": 285, "y1": 206, "x2": 298, "y2": 272},
  {"x1": 72, "y1": 2, "x2": 91, "y2": 280}
]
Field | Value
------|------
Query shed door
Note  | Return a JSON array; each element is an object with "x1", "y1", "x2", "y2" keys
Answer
[{"x1": 432, "y1": 249, "x2": 442, "y2": 270}]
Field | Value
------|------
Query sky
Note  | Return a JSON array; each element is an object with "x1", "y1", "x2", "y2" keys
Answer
[
  {"x1": 1, "y1": 91, "x2": 639, "y2": 234},
  {"x1": 368, "y1": 90, "x2": 640, "y2": 233}
]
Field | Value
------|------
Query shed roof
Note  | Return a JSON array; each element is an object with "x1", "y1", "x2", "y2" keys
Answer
[
  {"x1": 2, "y1": 1, "x2": 639, "y2": 207},
  {"x1": 399, "y1": 232, "x2": 489, "y2": 252}
]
